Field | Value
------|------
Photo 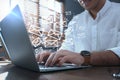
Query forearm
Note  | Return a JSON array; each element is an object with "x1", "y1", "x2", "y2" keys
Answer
[{"x1": 90, "y1": 50, "x2": 120, "y2": 66}]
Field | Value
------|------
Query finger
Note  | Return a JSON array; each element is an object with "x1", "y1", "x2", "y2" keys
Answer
[
  {"x1": 45, "y1": 53, "x2": 56, "y2": 66},
  {"x1": 36, "y1": 53, "x2": 40, "y2": 62},
  {"x1": 38, "y1": 51, "x2": 50, "y2": 63},
  {"x1": 51, "y1": 52, "x2": 63, "y2": 65},
  {"x1": 39, "y1": 53, "x2": 44, "y2": 63},
  {"x1": 58, "y1": 56, "x2": 68, "y2": 66}
]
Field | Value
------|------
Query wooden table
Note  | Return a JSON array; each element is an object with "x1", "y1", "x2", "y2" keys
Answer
[{"x1": 0, "y1": 63, "x2": 120, "y2": 80}]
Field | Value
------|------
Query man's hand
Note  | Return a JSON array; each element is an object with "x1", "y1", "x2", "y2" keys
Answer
[
  {"x1": 36, "y1": 51, "x2": 51, "y2": 63},
  {"x1": 46, "y1": 50, "x2": 85, "y2": 66},
  {"x1": 36, "y1": 50, "x2": 85, "y2": 66}
]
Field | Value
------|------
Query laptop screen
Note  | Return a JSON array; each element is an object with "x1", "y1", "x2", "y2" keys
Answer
[{"x1": 0, "y1": 5, "x2": 40, "y2": 71}]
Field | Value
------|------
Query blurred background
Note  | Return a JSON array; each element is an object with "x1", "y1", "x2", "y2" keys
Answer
[{"x1": 0, "y1": 0, "x2": 83, "y2": 53}]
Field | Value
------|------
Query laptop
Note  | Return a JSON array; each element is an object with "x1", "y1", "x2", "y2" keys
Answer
[{"x1": 0, "y1": 5, "x2": 89, "y2": 72}]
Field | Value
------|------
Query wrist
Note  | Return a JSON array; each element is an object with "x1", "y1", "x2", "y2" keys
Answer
[{"x1": 80, "y1": 51, "x2": 91, "y2": 65}]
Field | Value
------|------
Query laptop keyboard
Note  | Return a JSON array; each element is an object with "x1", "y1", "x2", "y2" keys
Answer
[{"x1": 38, "y1": 63, "x2": 87, "y2": 72}]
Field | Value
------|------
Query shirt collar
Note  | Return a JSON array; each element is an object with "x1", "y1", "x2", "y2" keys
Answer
[
  {"x1": 85, "y1": 0, "x2": 112, "y2": 19},
  {"x1": 98, "y1": 0, "x2": 111, "y2": 17}
]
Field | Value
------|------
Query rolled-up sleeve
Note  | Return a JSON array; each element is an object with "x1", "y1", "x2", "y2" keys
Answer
[
  {"x1": 109, "y1": 47, "x2": 120, "y2": 57},
  {"x1": 108, "y1": 30, "x2": 120, "y2": 58}
]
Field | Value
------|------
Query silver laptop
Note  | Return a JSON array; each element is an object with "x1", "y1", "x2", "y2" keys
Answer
[{"x1": 0, "y1": 5, "x2": 89, "y2": 72}]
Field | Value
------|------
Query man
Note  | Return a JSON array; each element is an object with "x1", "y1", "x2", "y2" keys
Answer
[{"x1": 36, "y1": 0, "x2": 120, "y2": 66}]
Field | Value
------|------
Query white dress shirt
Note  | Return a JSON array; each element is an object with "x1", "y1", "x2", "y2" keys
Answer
[{"x1": 60, "y1": 0, "x2": 120, "y2": 57}]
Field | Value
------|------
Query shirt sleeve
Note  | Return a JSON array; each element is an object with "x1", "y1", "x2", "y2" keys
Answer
[
  {"x1": 107, "y1": 31, "x2": 120, "y2": 58},
  {"x1": 108, "y1": 47, "x2": 120, "y2": 58},
  {"x1": 59, "y1": 18, "x2": 77, "y2": 52}
]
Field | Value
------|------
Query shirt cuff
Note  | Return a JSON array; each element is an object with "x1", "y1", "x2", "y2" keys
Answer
[{"x1": 107, "y1": 47, "x2": 120, "y2": 58}]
